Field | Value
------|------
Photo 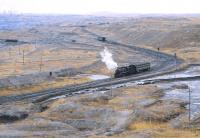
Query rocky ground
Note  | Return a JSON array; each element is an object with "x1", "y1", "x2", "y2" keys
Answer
[{"x1": 0, "y1": 84, "x2": 199, "y2": 137}]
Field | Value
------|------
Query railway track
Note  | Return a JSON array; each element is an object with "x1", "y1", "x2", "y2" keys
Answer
[
  {"x1": 140, "y1": 75, "x2": 200, "y2": 85},
  {"x1": 0, "y1": 28, "x2": 183, "y2": 105},
  {"x1": 35, "y1": 74, "x2": 200, "y2": 104}
]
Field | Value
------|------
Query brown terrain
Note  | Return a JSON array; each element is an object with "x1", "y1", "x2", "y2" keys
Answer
[
  {"x1": 0, "y1": 15, "x2": 200, "y2": 137},
  {"x1": 87, "y1": 17, "x2": 200, "y2": 63}
]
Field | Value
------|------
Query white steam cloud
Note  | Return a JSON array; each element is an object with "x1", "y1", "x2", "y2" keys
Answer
[{"x1": 100, "y1": 47, "x2": 118, "y2": 70}]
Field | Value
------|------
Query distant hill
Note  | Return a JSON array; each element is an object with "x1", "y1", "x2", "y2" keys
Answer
[{"x1": 87, "y1": 16, "x2": 200, "y2": 49}]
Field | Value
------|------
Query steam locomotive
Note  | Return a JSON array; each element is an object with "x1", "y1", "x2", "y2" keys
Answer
[{"x1": 114, "y1": 62, "x2": 151, "y2": 78}]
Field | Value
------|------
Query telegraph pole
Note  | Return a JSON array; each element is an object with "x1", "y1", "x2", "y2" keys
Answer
[
  {"x1": 110, "y1": 85, "x2": 113, "y2": 98},
  {"x1": 39, "y1": 54, "x2": 43, "y2": 72},
  {"x1": 189, "y1": 86, "x2": 191, "y2": 124},
  {"x1": 35, "y1": 40, "x2": 37, "y2": 49},
  {"x1": 22, "y1": 50, "x2": 25, "y2": 65}
]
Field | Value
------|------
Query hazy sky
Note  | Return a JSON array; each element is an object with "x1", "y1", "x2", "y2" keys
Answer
[{"x1": 0, "y1": 0, "x2": 200, "y2": 14}]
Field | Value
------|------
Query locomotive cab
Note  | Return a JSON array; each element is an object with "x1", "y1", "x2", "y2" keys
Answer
[{"x1": 114, "y1": 67, "x2": 129, "y2": 78}]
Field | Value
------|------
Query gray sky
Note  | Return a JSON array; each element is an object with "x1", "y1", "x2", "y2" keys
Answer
[{"x1": 0, "y1": 0, "x2": 200, "y2": 14}]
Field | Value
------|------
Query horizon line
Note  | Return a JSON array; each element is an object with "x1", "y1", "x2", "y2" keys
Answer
[{"x1": 0, "y1": 12, "x2": 200, "y2": 16}]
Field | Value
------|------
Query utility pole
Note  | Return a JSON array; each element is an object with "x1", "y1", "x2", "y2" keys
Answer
[
  {"x1": 157, "y1": 47, "x2": 160, "y2": 61},
  {"x1": 39, "y1": 54, "x2": 43, "y2": 72},
  {"x1": 110, "y1": 84, "x2": 112, "y2": 97},
  {"x1": 189, "y1": 86, "x2": 191, "y2": 125},
  {"x1": 35, "y1": 40, "x2": 37, "y2": 49}
]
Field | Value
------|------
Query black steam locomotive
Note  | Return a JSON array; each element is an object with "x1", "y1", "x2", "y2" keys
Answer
[{"x1": 114, "y1": 62, "x2": 151, "y2": 78}]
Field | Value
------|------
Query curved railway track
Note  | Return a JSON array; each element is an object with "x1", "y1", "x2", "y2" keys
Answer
[{"x1": 0, "y1": 28, "x2": 183, "y2": 104}]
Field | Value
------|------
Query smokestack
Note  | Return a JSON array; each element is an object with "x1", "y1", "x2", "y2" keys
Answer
[{"x1": 100, "y1": 47, "x2": 118, "y2": 70}]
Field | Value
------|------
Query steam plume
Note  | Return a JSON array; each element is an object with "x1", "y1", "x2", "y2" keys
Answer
[{"x1": 100, "y1": 47, "x2": 118, "y2": 70}]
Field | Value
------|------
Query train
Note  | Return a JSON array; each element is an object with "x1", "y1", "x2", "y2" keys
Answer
[
  {"x1": 97, "y1": 37, "x2": 106, "y2": 42},
  {"x1": 114, "y1": 62, "x2": 151, "y2": 78},
  {"x1": 5, "y1": 39, "x2": 18, "y2": 43}
]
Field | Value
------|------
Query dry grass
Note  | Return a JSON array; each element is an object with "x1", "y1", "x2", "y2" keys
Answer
[
  {"x1": 39, "y1": 85, "x2": 159, "y2": 119},
  {"x1": 161, "y1": 47, "x2": 200, "y2": 64},
  {"x1": 79, "y1": 85, "x2": 160, "y2": 110},
  {"x1": 0, "y1": 76, "x2": 90, "y2": 96},
  {"x1": 128, "y1": 121, "x2": 200, "y2": 138},
  {"x1": 0, "y1": 44, "x2": 98, "y2": 78},
  {"x1": 0, "y1": 83, "x2": 198, "y2": 138},
  {"x1": 86, "y1": 84, "x2": 198, "y2": 138},
  {"x1": 88, "y1": 17, "x2": 200, "y2": 65},
  {"x1": 0, "y1": 42, "x2": 97, "y2": 96},
  {"x1": 128, "y1": 121, "x2": 167, "y2": 130},
  {"x1": 139, "y1": 44, "x2": 200, "y2": 64}
]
